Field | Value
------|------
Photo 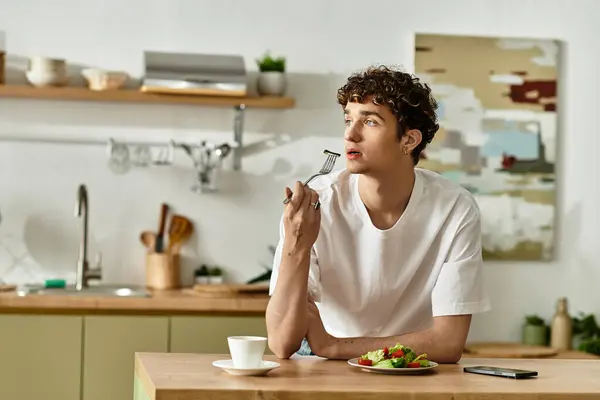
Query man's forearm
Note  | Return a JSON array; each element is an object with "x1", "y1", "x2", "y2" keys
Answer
[
  {"x1": 326, "y1": 316, "x2": 472, "y2": 363},
  {"x1": 265, "y1": 245, "x2": 312, "y2": 358}
]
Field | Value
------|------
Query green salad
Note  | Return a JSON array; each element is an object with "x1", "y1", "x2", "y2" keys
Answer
[{"x1": 357, "y1": 343, "x2": 429, "y2": 368}]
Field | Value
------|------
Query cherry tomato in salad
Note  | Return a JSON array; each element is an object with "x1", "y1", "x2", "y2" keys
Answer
[
  {"x1": 383, "y1": 347, "x2": 389, "y2": 358},
  {"x1": 407, "y1": 362, "x2": 421, "y2": 368},
  {"x1": 391, "y1": 349, "x2": 404, "y2": 358},
  {"x1": 358, "y1": 358, "x2": 373, "y2": 366}
]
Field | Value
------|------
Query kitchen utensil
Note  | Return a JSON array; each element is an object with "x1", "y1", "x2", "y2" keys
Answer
[
  {"x1": 168, "y1": 215, "x2": 193, "y2": 254},
  {"x1": 188, "y1": 141, "x2": 232, "y2": 193},
  {"x1": 107, "y1": 138, "x2": 131, "y2": 175},
  {"x1": 282, "y1": 149, "x2": 340, "y2": 204},
  {"x1": 155, "y1": 203, "x2": 169, "y2": 253},
  {"x1": 167, "y1": 215, "x2": 192, "y2": 252},
  {"x1": 132, "y1": 145, "x2": 152, "y2": 167},
  {"x1": 153, "y1": 140, "x2": 175, "y2": 166},
  {"x1": 140, "y1": 231, "x2": 157, "y2": 251}
]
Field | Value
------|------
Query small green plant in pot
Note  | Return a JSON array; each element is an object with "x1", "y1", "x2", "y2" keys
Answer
[
  {"x1": 256, "y1": 51, "x2": 286, "y2": 96},
  {"x1": 194, "y1": 264, "x2": 210, "y2": 285},
  {"x1": 522, "y1": 314, "x2": 548, "y2": 346},
  {"x1": 208, "y1": 266, "x2": 224, "y2": 285}
]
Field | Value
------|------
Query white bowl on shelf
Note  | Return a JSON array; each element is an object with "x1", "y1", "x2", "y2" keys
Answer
[{"x1": 81, "y1": 68, "x2": 128, "y2": 91}]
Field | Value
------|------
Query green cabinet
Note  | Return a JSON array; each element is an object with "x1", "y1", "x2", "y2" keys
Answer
[
  {"x1": 0, "y1": 315, "x2": 82, "y2": 400},
  {"x1": 82, "y1": 316, "x2": 169, "y2": 400},
  {"x1": 0, "y1": 313, "x2": 268, "y2": 400},
  {"x1": 170, "y1": 315, "x2": 269, "y2": 354}
]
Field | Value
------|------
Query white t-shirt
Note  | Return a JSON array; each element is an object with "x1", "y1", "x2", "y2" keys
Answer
[{"x1": 269, "y1": 168, "x2": 490, "y2": 339}]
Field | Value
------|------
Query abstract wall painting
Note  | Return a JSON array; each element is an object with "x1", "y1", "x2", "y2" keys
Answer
[{"x1": 414, "y1": 33, "x2": 559, "y2": 261}]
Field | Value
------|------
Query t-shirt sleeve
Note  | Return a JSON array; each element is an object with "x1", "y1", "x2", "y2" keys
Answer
[
  {"x1": 268, "y1": 215, "x2": 321, "y2": 302},
  {"x1": 431, "y1": 205, "x2": 491, "y2": 317}
]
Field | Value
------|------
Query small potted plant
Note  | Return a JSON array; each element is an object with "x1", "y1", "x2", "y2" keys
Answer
[
  {"x1": 194, "y1": 265, "x2": 210, "y2": 285},
  {"x1": 256, "y1": 51, "x2": 286, "y2": 96},
  {"x1": 209, "y1": 266, "x2": 224, "y2": 285},
  {"x1": 522, "y1": 314, "x2": 548, "y2": 346}
]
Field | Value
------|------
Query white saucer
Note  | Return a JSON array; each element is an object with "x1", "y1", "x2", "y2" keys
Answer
[{"x1": 212, "y1": 359, "x2": 280, "y2": 376}]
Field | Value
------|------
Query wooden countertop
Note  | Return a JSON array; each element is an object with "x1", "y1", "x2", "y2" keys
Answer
[
  {"x1": 0, "y1": 289, "x2": 269, "y2": 315},
  {"x1": 134, "y1": 353, "x2": 600, "y2": 400}
]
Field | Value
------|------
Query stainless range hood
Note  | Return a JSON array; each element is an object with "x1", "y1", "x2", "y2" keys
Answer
[{"x1": 140, "y1": 51, "x2": 247, "y2": 97}]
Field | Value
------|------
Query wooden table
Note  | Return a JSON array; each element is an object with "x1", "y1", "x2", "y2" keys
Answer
[{"x1": 134, "y1": 353, "x2": 600, "y2": 400}]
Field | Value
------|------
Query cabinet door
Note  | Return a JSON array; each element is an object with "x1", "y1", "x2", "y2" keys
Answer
[
  {"x1": 170, "y1": 315, "x2": 270, "y2": 354},
  {"x1": 0, "y1": 314, "x2": 82, "y2": 400},
  {"x1": 82, "y1": 316, "x2": 168, "y2": 400}
]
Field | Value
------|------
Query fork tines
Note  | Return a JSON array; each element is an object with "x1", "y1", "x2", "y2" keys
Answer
[
  {"x1": 320, "y1": 152, "x2": 339, "y2": 174},
  {"x1": 282, "y1": 149, "x2": 340, "y2": 204}
]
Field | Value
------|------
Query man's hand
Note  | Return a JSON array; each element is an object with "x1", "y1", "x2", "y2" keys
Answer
[
  {"x1": 265, "y1": 182, "x2": 322, "y2": 360},
  {"x1": 305, "y1": 297, "x2": 337, "y2": 358},
  {"x1": 282, "y1": 181, "x2": 321, "y2": 255}
]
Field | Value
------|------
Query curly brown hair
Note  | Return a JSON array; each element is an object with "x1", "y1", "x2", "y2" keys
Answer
[{"x1": 337, "y1": 65, "x2": 439, "y2": 164}]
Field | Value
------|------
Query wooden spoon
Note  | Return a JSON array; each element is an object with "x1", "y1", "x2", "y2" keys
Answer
[
  {"x1": 168, "y1": 215, "x2": 193, "y2": 254},
  {"x1": 140, "y1": 231, "x2": 157, "y2": 252}
]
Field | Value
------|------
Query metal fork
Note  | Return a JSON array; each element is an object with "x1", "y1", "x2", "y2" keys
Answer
[{"x1": 282, "y1": 150, "x2": 340, "y2": 204}]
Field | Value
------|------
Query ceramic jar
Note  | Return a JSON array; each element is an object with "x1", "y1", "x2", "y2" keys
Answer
[
  {"x1": 25, "y1": 57, "x2": 68, "y2": 87},
  {"x1": 523, "y1": 324, "x2": 548, "y2": 346}
]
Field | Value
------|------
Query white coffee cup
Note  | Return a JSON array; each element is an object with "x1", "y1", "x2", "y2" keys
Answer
[{"x1": 227, "y1": 336, "x2": 267, "y2": 369}]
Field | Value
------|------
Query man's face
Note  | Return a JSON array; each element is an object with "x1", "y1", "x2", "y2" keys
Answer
[{"x1": 343, "y1": 97, "x2": 405, "y2": 175}]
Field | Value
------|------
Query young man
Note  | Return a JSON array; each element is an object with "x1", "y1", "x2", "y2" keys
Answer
[{"x1": 265, "y1": 65, "x2": 490, "y2": 363}]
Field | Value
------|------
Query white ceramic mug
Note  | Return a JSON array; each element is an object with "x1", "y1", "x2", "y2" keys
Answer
[{"x1": 227, "y1": 336, "x2": 267, "y2": 369}]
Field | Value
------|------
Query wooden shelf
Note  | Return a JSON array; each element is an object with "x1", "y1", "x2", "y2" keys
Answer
[{"x1": 0, "y1": 84, "x2": 295, "y2": 109}]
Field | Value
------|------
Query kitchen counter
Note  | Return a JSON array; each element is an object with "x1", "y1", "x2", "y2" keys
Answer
[
  {"x1": 134, "y1": 353, "x2": 600, "y2": 400},
  {"x1": 0, "y1": 289, "x2": 269, "y2": 315}
]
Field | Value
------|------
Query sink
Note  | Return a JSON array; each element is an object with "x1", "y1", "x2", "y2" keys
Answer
[{"x1": 16, "y1": 284, "x2": 151, "y2": 298}]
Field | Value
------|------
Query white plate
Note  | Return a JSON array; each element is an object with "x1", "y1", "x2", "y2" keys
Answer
[
  {"x1": 347, "y1": 358, "x2": 439, "y2": 375},
  {"x1": 212, "y1": 359, "x2": 280, "y2": 376}
]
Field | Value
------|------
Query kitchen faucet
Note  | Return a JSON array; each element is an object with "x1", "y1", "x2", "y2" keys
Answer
[{"x1": 74, "y1": 184, "x2": 101, "y2": 290}]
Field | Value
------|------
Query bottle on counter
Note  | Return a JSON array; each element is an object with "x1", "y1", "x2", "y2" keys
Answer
[{"x1": 550, "y1": 297, "x2": 573, "y2": 350}]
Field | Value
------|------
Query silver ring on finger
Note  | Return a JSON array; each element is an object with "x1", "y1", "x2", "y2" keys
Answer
[{"x1": 311, "y1": 201, "x2": 321, "y2": 210}]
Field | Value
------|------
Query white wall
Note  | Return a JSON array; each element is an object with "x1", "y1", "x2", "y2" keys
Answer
[{"x1": 0, "y1": 0, "x2": 598, "y2": 342}]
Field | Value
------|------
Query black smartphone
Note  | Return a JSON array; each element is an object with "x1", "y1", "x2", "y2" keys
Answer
[{"x1": 464, "y1": 365, "x2": 538, "y2": 379}]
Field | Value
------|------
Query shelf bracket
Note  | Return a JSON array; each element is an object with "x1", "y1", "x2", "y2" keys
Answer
[{"x1": 232, "y1": 104, "x2": 246, "y2": 170}]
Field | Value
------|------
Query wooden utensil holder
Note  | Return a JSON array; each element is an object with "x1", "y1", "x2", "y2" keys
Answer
[{"x1": 145, "y1": 252, "x2": 180, "y2": 290}]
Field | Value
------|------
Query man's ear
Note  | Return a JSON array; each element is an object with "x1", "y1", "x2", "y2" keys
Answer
[{"x1": 404, "y1": 129, "x2": 423, "y2": 151}]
